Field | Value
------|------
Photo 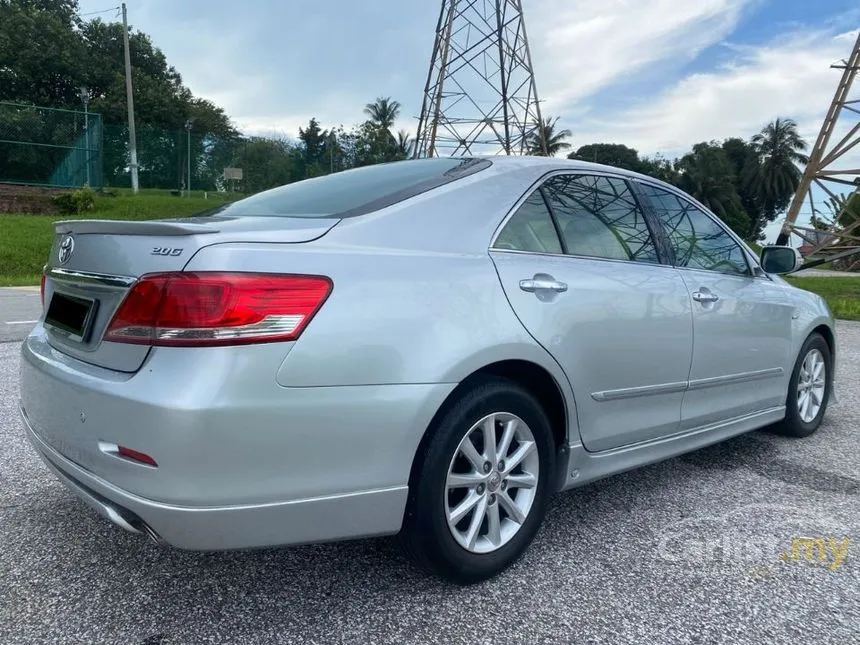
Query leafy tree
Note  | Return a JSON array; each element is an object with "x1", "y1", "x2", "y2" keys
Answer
[
  {"x1": 675, "y1": 142, "x2": 751, "y2": 238},
  {"x1": 231, "y1": 137, "x2": 301, "y2": 193},
  {"x1": 0, "y1": 2, "x2": 238, "y2": 189},
  {"x1": 721, "y1": 137, "x2": 764, "y2": 238},
  {"x1": 747, "y1": 117, "x2": 809, "y2": 236},
  {"x1": 0, "y1": 0, "x2": 86, "y2": 107},
  {"x1": 569, "y1": 143, "x2": 643, "y2": 171},
  {"x1": 638, "y1": 154, "x2": 679, "y2": 184},
  {"x1": 298, "y1": 117, "x2": 329, "y2": 175},
  {"x1": 526, "y1": 116, "x2": 571, "y2": 156}
]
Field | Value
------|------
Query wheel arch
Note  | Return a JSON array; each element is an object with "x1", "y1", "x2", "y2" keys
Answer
[
  {"x1": 407, "y1": 359, "x2": 573, "y2": 496},
  {"x1": 812, "y1": 323, "x2": 835, "y2": 358}
]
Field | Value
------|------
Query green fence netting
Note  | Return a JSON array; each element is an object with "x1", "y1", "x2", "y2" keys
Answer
[{"x1": 0, "y1": 101, "x2": 103, "y2": 188}]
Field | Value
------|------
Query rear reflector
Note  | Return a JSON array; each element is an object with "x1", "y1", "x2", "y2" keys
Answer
[
  {"x1": 105, "y1": 272, "x2": 332, "y2": 347},
  {"x1": 117, "y1": 446, "x2": 158, "y2": 467}
]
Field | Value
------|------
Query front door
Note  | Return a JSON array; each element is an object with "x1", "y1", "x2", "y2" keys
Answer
[
  {"x1": 634, "y1": 182, "x2": 795, "y2": 429},
  {"x1": 490, "y1": 172, "x2": 694, "y2": 452}
]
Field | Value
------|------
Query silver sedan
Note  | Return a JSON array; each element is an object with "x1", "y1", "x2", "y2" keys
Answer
[{"x1": 19, "y1": 156, "x2": 835, "y2": 583}]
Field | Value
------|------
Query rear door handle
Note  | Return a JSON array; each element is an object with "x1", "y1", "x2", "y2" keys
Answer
[
  {"x1": 692, "y1": 290, "x2": 719, "y2": 303},
  {"x1": 519, "y1": 277, "x2": 568, "y2": 293}
]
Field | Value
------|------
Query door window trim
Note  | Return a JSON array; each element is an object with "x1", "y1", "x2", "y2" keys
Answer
[
  {"x1": 630, "y1": 178, "x2": 758, "y2": 278},
  {"x1": 489, "y1": 169, "x2": 675, "y2": 267}
]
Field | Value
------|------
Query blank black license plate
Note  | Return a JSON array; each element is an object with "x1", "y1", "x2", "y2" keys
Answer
[{"x1": 45, "y1": 292, "x2": 97, "y2": 342}]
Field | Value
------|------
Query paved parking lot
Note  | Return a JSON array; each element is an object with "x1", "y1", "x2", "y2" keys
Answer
[
  {"x1": 1, "y1": 322, "x2": 858, "y2": 645},
  {"x1": 0, "y1": 288, "x2": 41, "y2": 344}
]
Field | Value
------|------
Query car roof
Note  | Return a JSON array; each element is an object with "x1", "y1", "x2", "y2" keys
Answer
[{"x1": 466, "y1": 154, "x2": 653, "y2": 183}]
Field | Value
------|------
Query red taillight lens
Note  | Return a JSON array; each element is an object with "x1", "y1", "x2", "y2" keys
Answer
[
  {"x1": 105, "y1": 272, "x2": 333, "y2": 346},
  {"x1": 40, "y1": 273, "x2": 46, "y2": 306}
]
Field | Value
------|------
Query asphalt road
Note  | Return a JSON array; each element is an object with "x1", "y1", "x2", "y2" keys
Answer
[
  {"x1": 0, "y1": 288, "x2": 41, "y2": 343},
  {"x1": 1, "y1": 323, "x2": 858, "y2": 645}
]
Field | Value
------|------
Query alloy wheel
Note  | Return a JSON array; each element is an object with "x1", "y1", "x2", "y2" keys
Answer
[
  {"x1": 444, "y1": 412, "x2": 540, "y2": 554},
  {"x1": 797, "y1": 348, "x2": 826, "y2": 424}
]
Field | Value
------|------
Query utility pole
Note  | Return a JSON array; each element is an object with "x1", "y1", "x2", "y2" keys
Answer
[
  {"x1": 185, "y1": 119, "x2": 194, "y2": 196},
  {"x1": 79, "y1": 87, "x2": 91, "y2": 187},
  {"x1": 122, "y1": 3, "x2": 139, "y2": 193}
]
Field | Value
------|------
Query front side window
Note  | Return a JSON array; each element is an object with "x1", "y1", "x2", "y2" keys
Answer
[
  {"x1": 639, "y1": 184, "x2": 749, "y2": 275},
  {"x1": 541, "y1": 174, "x2": 660, "y2": 263},
  {"x1": 493, "y1": 191, "x2": 563, "y2": 254}
]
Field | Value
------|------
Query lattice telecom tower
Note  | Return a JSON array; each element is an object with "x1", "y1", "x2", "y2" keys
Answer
[
  {"x1": 776, "y1": 31, "x2": 860, "y2": 269},
  {"x1": 413, "y1": 0, "x2": 546, "y2": 158}
]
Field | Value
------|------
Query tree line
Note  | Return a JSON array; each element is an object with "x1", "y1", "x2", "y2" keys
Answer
[
  {"x1": 525, "y1": 116, "x2": 824, "y2": 242},
  {"x1": 3, "y1": 0, "x2": 855, "y2": 246},
  {"x1": 0, "y1": 0, "x2": 412, "y2": 192}
]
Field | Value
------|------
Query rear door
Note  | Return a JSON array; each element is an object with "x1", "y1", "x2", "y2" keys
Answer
[
  {"x1": 490, "y1": 172, "x2": 694, "y2": 452},
  {"x1": 634, "y1": 182, "x2": 795, "y2": 429}
]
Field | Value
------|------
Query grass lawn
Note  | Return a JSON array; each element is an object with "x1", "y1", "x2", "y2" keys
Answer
[
  {"x1": 786, "y1": 276, "x2": 860, "y2": 321},
  {"x1": 0, "y1": 190, "x2": 234, "y2": 286},
  {"x1": 2, "y1": 193, "x2": 860, "y2": 323}
]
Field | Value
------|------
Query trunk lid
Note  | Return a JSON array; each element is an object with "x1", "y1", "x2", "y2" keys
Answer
[{"x1": 42, "y1": 215, "x2": 339, "y2": 372}]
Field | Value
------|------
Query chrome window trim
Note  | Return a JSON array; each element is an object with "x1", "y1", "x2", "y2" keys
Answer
[{"x1": 488, "y1": 247, "x2": 676, "y2": 270}]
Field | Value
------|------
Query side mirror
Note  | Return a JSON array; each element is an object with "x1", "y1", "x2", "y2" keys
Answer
[{"x1": 760, "y1": 245, "x2": 803, "y2": 274}]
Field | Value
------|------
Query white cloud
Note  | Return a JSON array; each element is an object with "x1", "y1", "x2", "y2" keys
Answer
[
  {"x1": 573, "y1": 28, "x2": 859, "y2": 155},
  {"x1": 559, "y1": 27, "x2": 860, "y2": 242},
  {"x1": 528, "y1": 0, "x2": 761, "y2": 115}
]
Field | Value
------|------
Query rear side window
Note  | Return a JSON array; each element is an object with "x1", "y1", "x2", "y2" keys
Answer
[
  {"x1": 639, "y1": 184, "x2": 750, "y2": 275},
  {"x1": 216, "y1": 157, "x2": 491, "y2": 218},
  {"x1": 542, "y1": 174, "x2": 660, "y2": 264},
  {"x1": 493, "y1": 191, "x2": 563, "y2": 254}
]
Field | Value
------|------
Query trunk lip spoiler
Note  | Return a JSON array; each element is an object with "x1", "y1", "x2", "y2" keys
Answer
[
  {"x1": 54, "y1": 219, "x2": 221, "y2": 236},
  {"x1": 48, "y1": 267, "x2": 137, "y2": 288}
]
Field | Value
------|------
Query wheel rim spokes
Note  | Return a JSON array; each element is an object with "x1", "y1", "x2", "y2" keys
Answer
[
  {"x1": 796, "y1": 348, "x2": 826, "y2": 423},
  {"x1": 444, "y1": 412, "x2": 540, "y2": 554}
]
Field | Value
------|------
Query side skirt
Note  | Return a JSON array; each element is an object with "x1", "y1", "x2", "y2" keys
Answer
[{"x1": 555, "y1": 406, "x2": 786, "y2": 491}]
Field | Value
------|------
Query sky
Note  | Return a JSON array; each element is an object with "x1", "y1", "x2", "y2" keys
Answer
[{"x1": 76, "y1": 0, "x2": 860, "y2": 242}]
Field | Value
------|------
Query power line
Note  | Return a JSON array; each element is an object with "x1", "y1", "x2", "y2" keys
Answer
[{"x1": 78, "y1": 6, "x2": 121, "y2": 17}]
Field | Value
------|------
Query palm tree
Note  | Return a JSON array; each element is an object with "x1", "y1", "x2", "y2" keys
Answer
[
  {"x1": 395, "y1": 129, "x2": 413, "y2": 159},
  {"x1": 364, "y1": 97, "x2": 401, "y2": 131},
  {"x1": 747, "y1": 117, "x2": 810, "y2": 231},
  {"x1": 526, "y1": 116, "x2": 572, "y2": 156}
]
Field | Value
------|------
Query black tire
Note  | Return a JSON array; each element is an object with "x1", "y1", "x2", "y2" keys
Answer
[
  {"x1": 399, "y1": 376, "x2": 555, "y2": 584},
  {"x1": 770, "y1": 332, "x2": 832, "y2": 438}
]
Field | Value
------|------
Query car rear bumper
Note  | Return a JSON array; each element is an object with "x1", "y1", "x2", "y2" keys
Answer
[
  {"x1": 22, "y1": 407, "x2": 408, "y2": 550},
  {"x1": 19, "y1": 327, "x2": 456, "y2": 550}
]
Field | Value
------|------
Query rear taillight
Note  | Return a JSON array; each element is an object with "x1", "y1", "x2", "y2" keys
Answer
[
  {"x1": 40, "y1": 273, "x2": 46, "y2": 306},
  {"x1": 104, "y1": 272, "x2": 332, "y2": 347}
]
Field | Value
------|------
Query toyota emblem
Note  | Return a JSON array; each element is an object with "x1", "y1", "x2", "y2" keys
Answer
[{"x1": 58, "y1": 235, "x2": 75, "y2": 264}]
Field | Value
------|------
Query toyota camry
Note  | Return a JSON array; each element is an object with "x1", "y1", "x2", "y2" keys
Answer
[{"x1": 20, "y1": 156, "x2": 835, "y2": 583}]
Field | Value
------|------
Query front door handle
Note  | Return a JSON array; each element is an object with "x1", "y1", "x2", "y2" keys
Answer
[
  {"x1": 692, "y1": 290, "x2": 719, "y2": 303},
  {"x1": 519, "y1": 276, "x2": 568, "y2": 293}
]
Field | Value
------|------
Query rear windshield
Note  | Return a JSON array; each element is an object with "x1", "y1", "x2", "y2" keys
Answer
[{"x1": 216, "y1": 157, "x2": 491, "y2": 218}]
